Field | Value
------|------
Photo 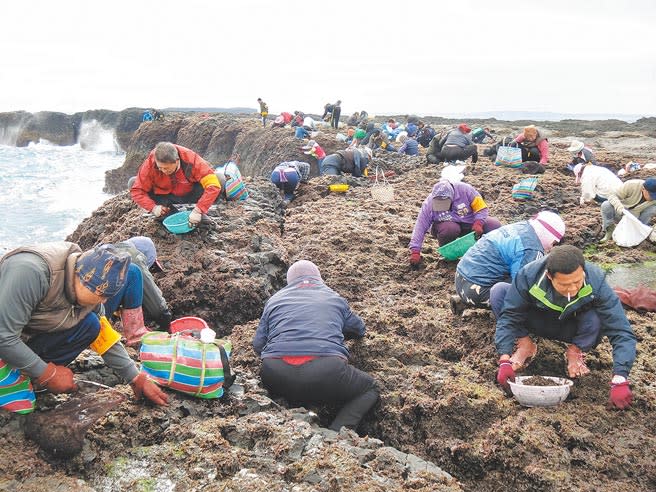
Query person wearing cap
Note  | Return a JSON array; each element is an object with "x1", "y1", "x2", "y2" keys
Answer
[
  {"x1": 301, "y1": 140, "x2": 326, "y2": 170},
  {"x1": 513, "y1": 125, "x2": 549, "y2": 164},
  {"x1": 599, "y1": 178, "x2": 656, "y2": 243},
  {"x1": 253, "y1": 260, "x2": 379, "y2": 431},
  {"x1": 408, "y1": 180, "x2": 502, "y2": 265},
  {"x1": 573, "y1": 163, "x2": 622, "y2": 206},
  {"x1": 493, "y1": 245, "x2": 636, "y2": 410},
  {"x1": 397, "y1": 134, "x2": 419, "y2": 156},
  {"x1": 257, "y1": 98, "x2": 268, "y2": 127},
  {"x1": 450, "y1": 211, "x2": 565, "y2": 314},
  {"x1": 0, "y1": 242, "x2": 168, "y2": 414},
  {"x1": 321, "y1": 148, "x2": 371, "y2": 177},
  {"x1": 437, "y1": 124, "x2": 478, "y2": 163},
  {"x1": 130, "y1": 142, "x2": 221, "y2": 228},
  {"x1": 567, "y1": 140, "x2": 597, "y2": 171},
  {"x1": 113, "y1": 236, "x2": 172, "y2": 334},
  {"x1": 271, "y1": 161, "x2": 311, "y2": 205}
]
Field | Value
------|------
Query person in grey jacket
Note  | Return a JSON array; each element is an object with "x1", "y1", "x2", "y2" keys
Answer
[
  {"x1": 439, "y1": 124, "x2": 478, "y2": 163},
  {"x1": 252, "y1": 260, "x2": 379, "y2": 431},
  {"x1": 0, "y1": 242, "x2": 168, "y2": 413}
]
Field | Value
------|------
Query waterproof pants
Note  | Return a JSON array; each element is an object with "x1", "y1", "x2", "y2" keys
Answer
[
  {"x1": 490, "y1": 282, "x2": 602, "y2": 351},
  {"x1": 261, "y1": 356, "x2": 379, "y2": 431}
]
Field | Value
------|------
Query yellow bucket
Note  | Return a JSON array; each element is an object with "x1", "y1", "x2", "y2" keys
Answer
[{"x1": 328, "y1": 184, "x2": 349, "y2": 192}]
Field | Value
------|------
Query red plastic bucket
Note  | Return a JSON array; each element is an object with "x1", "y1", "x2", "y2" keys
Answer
[{"x1": 170, "y1": 316, "x2": 209, "y2": 334}]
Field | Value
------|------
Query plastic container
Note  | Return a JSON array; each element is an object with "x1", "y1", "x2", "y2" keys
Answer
[
  {"x1": 328, "y1": 184, "x2": 349, "y2": 193},
  {"x1": 508, "y1": 376, "x2": 573, "y2": 407},
  {"x1": 170, "y1": 316, "x2": 209, "y2": 334},
  {"x1": 438, "y1": 232, "x2": 476, "y2": 261},
  {"x1": 163, "y1": 211, "x2": 195, "y2": 234}
]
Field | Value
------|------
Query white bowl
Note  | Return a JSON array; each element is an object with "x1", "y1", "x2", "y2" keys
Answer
[{"x1": 508, "y1": 376, "x2": 573, "y2": 407}]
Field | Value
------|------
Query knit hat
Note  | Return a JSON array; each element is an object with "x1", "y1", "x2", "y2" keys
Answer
[
  {"x1": 125, "y1": 236, "x2": 164, "y2": 272},
  {"x1": 458, "y1": 124, "x2": 471, "y2": 134},
  {"x1": 568, "y1": 140, "x2": 584, "y2": 154},
  {"x1": 75, "y1": 244, "x2": 131, "y2": 297},
  {"x1": 354, "y1": 128, "x2": 366, "y2": 139},
  {"x1": 286, "y1": 260, "x2": 322, "y2": 284},
  {"x1": 529, "y1": 211, "x2": 566, "y2": 251}
]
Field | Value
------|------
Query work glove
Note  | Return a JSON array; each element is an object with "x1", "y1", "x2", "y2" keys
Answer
[
  {"x1": 36, "y1": 362, "x2": 78, "y2": 394},
  {"x1": 131, "y1": 371, "x2": 169, "y2": 406},
  {"x1": 151, "y1": 205, "x2": 169, "y2": 218},
  {"x1": 156, "y1": 310, "x2": 172, "y2": 332},
  {"x1": 614, "y1": 204, "x2": 625, "y2": 216},
  {"x1": 188, "y1": 207, "x2": 202, "y2": 227},
  {"x1": 496, "y1": 358, "x2": 516, "y2": 395},
  {"x1": 409, "y1": 250, "x2": 421, "y2": 266},
  {"x1": 472, "y1": 220, "x2": 485, "y2": 239},
  {"x1": 609, "y1": 377, "x2": 632, "y2": 410}
]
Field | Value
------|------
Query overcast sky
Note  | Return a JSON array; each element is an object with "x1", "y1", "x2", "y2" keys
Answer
[{"x1": 2, "y1": 0, "x2": 655, "y2": 118}]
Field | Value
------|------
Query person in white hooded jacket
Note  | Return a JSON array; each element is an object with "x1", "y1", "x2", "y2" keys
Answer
[{"x1": 574, "y1": 163, "x2": 623, "y2": 205}]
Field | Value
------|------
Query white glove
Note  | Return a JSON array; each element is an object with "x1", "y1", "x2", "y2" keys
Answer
[
  {"x1": 188, "y1": 207, "x2": 202, "y2": 226},
  {"x1": 151, "y1": 205, "x2": 165, "y2": 217},
  {"x1": 614, "y1": 205, "x2": 625, "y2": 216},
  {"x1": 579, "y1": 196, "x2": 585, "y2": 206}
]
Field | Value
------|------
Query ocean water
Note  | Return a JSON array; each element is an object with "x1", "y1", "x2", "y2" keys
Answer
[{"x1": 0, "y1": 132, "x2": 124, "y2": 254}]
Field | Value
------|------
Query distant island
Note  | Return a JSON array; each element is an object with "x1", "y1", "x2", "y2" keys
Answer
[{"x1": 162, "y1": 107, "x2": 256, "y2": 114}]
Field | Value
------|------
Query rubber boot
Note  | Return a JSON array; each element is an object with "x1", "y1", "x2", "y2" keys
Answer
[
  {"x1": 599, "y1": 225, "x2": 614, "y2": 243},
  {"x1": 120, "y1": 307, "x2": 150, "y2": 347},
  {"x1": 449, "y1": 295, "x2": 465, "y2": 315},
  {"x1": 509, "y1": 336, "x2": 538, "y2": 372},
  {"x1": 565, "y1": 344, "x2": 590, "y2": 378}
]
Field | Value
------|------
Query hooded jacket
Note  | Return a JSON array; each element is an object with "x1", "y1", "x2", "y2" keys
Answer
[
  {"x1": 456, "y1": 221, "x2": 544, "y2": 286},
  {"x1": 409, "y1": 181, "x2": 489, "y2": 251},
  {"x1": 495, "y1": 256, "x2": 636, "y2": 377},
  {"x1": 131, "y1": 144, "x2": 221, "y2": 214}
]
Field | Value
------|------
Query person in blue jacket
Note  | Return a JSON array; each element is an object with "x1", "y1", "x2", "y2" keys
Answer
[
  {"x1": 493, "y1": 245, "x2": 636, "y2": 410},
  {"x1": 450, "y1": 211, "x2": 566, "y2": 314},
  {"x1": 252, "y1": 260, "x2": 379, "y2": 431}
]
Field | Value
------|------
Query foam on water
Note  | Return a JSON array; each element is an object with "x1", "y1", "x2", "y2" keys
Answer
[{"x1": 0, "y1": 142, "x2": 124, "y2": 253}]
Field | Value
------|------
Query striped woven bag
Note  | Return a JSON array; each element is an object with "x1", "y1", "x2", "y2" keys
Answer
[
  {"x1": 0, "y1": 359, "x2": 36, "y2": 414},
  {"x1": 139, "y1": 331, "x2": 234, "y2": 399}
]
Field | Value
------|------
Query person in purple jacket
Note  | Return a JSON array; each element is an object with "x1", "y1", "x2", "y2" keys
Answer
[
  {"x1": 409, "y1": 180, "x2": 502, "y2": 266},
  {"x1": 252, "y1": 260, "x2": 379, "y2": 432}
]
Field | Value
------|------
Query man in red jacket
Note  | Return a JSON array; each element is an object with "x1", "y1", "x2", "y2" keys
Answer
[{"x1": 130, "y1": 142, "x2": 221, "y2": 226}]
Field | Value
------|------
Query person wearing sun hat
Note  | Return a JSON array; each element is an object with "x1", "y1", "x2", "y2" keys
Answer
[
  {"x1": 437, "y1": 123, "x2": 478, "y2": 163},
  {"x1": 0, "y1": 242, "x2": 168, "y2": 413},
  {"x1": 567, "y1": 139, "x2": 597, "y2": 171},
  {"x1": 599, "y1": 178, "x2": 656, "y2": 242},
  {"x1": 408, "y1": 179, "x2": 502, "y2": 266},
  {"x1": 253, "y1": 260, "x2": 379, "y2": 431},
  {"x1": 450, "y1": 211, "x2": 565, "y2": 314}
]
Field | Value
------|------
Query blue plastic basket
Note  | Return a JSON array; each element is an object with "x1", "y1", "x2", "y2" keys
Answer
[{"x1": 162, "y1": 211, "x2": 195, "y2": 234}]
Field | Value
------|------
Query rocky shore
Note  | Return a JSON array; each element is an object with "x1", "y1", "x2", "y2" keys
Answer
[{"x1": 0, "y1": 113, "x2": 655, "y2": 492}]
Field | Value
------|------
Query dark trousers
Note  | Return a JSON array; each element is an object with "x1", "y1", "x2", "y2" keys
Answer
[
  {"x1": 261, "y1": 356, "x2": 379, "y2": 431},
  {"x1": 519, "y1": 144, "x2": 541, "y2": 162},
  {"x1": 127, "y1": 179, "x2": 207, "y2": 208},
  {"x1": 490, "y1": 282, "x2": 602, "y2": 351},
  {"x1": 454, "y1": 271, "x2": 492, "y2": 307},
  {"x1": 27, "y1": 312, "x2": 101, "y2": 366},
  {"x1": 331, "y1": 108, "x2": 341, "y2": 129},
  {"x1": 440, "y1": 144, "x2": 478, "y2": 163}
]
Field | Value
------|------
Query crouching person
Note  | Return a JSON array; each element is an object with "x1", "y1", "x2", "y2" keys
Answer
[
  {"x1": 253, "y1": 260, "x2": 379, "y2": 431},
  {"x1": 0, "y1": 242, "x2": 168, "y2": 414},
  {"x1": 493, "y1": 245, "x2": 636, "y2": 410}
]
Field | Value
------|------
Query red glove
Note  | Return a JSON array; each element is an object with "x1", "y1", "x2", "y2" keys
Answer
[
  {"x1": 496, "y1": 358, "x2": 515, "y2": 394},
  {"x1": 609, "y1": 380, "x2": 632, "y2": 410},
  {"x1": 409, "y1": 251, "x2": 421, "y2": 266},
  {"x1": 131, "y1": 372, "x2": 169, "y2": 406},
  {"x1": 472, "y1": 220, "x2": 485, "y2": 239},
  {"x1": 36, "y1": 362, "x2": 78, "y2": 394}
]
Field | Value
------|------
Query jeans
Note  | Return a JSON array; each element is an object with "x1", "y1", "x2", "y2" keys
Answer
[
  {"x1": 261, "y1": 356, "x2": 379, "y2": 431},
  {"x1": 27, "y1": 312, "x2": 101, "y2": 366},
  {"x1": 601, "y1": 201, "x2": 656, "y2": 230},
  {"x1": 271, "y1": 169, "x2": 300, "y2": 201},
  {"x1": 103, "y1": 264, "x2": 144, "y2": 319},
  {"x1": 490, "y1": 282, "x2": 602, "y2": 351}
]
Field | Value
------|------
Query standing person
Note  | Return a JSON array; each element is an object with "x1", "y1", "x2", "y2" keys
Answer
[
  {"x1": 408, "y1": 180, "x2": 502, "y2": 265},
  {"x1": 114, "y1": 236, "x2": 172, "y2": 333},
  {"x1": 271, "y1": 161, "x2": 311, "y2": 205},
  {"x1": 257, "y1": 98, "x2": 268, "y2": 127},
  {"x1": 573, "y1": 163, "x2": 622, "y2": 205},
  {"x1": 130, "y1": 142, "x2": 221, "y2": 227},
  {"x1": 439, "y1": 124, "x2": 478, "y2": 163},
  {"x1": 331, "y1": 100, "x2": 342, "y2": 129},
  {"x1": 599, "y1": 178, "x2": 656, "y2": 242},
  {"x1": 0, "y1": 242, "x2": 168, "y2": 414},
  {"x1": 451, "y1": 211, "x2": 565, "y2": 313},
  {"x1": 493, "y1": 245, "x2": 636, "y2": 410},
  {"x1": 253, "y1": 260, "x2": 379, "y2": 431},
  {"x1": 322, "y1": 102, "x2": 334, "y2": 121}
]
